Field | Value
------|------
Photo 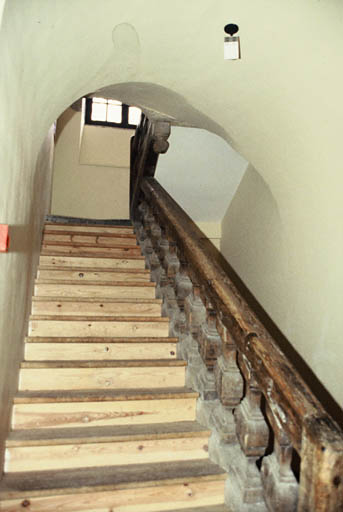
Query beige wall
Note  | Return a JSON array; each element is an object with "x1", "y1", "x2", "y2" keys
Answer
[
  {"x1": 80, "y1": 123, "x2": 132, "y2": 168},
  {"x1": 51, "y1": 108, "x2": 132, "y2": 219},
  {"x1": 0, "y1": 0, "x2": 342, "y2": 450}
]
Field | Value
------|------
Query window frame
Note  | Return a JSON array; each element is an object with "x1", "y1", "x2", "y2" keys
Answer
[{"x1": 85, "y1": 97, "x2": 140, "y2": 129}]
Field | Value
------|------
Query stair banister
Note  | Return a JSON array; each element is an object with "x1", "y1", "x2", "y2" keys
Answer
[{"x1": 133, "y1": 175, "x2": 343, "y2": 512}]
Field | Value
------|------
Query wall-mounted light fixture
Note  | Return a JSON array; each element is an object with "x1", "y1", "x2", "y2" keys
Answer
[{"x1": 224, "y1": 24, "x2": 240, "y2": 60}]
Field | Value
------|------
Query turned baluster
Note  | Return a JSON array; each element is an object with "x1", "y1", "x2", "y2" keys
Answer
[
  {"x1": 225, "y1": 352, "x2": 269, "y2": 511},
  {"x1": 261, "y1": 402, "x2": 298, "y2": 511},
  {"x1": 199, "y1": 300, "x2": 222, "y2": 370},
  {"x1": 214, "y1": 314, "x2": 244, "y2": 408},
  {"x1": 160, "y1": 238, "x2": 180, "y2": 333},
  {"x1": 173, "y1": 258, "x2": 192, "y2": 342},
  {"x1": 184, "y1": 284, "x2": 207, "y2": 346}
]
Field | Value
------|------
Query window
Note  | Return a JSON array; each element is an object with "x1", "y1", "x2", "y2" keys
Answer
[{"x1": 85, "y1": 97, "x2": 142, "y2": 129}]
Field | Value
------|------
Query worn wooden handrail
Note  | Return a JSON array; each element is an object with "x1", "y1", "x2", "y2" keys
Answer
[{"x1": 138, "y1": 176, "x2": 343, "y2": 512}]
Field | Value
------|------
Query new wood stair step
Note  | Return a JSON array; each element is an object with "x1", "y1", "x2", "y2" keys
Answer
[
  {"x1": 43, "y1": 229, "x2": 137, "y2": 239},
  {"x1": 31, "y1": 297, "x2": 162, "y2": 317},
  {"x1": 14, "y1": 387, "x2": 199, "y2": 403},
  {"x1": 43, "y1": 234, "x2": 138, "y2": 247},
  {"x1": 24, "y1": 336, "x2": 178, "y2": 360},
  {"x1": 6, "y1": 421, "x2": 210, "y2": 446},
  {"x1": 34, "y1": 281, "x2": 156, "y2": 300},
  {"x1": 44, "y1": 222, "x2": 134, "y2": 234},
  {"x1": 19, "y1": 359, "x2": 186, "y2": 391},
  {"x1": 0, "y1": 460, "x2": 227, "y2": 511},
  {"x1": 5, "y1": 421, "x2": 211, "y2": 472},
  {"x1": 12, "y1": 387, "x2": 199, "y2": 429},
  {"x1": 28, "y1": 315, "x2": 169, "y2": 337},
  {"x1": 20, "y1": 359, "x2": 186, "y2": 368},
  {"x1": 41, "y1": 243, "x2": 142, "y2": 257},
  {"x1": 166, "y1": 507, "x2": 229, "y2": 512},
  {"x1": 39, "y1": 254, "x2": 146, "y2": 269},
  {"x1": 37, "y1": 267, "x2": 151, "y2": 283}
]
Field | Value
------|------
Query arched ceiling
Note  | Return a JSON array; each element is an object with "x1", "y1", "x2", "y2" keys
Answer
[{"x1": 1, "y1": 0, "x2": 343, "y2": 407}]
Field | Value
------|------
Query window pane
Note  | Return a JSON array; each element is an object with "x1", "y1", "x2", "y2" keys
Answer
[
  {"x1": 91, "y1": 102, "x2": 107, "y2": 121},
  {"x1": 107, "y1": 104, "x2": 122, "y2": 123},
  {"x1": 129, "y1": 106, "x2": 142, "y2": 126},
  {"x1": 92, "y1": 97, "x2": 107, "y2": 104},
  {"x1": 108, "y1": 99, "x2": 122, "y2": 106}
]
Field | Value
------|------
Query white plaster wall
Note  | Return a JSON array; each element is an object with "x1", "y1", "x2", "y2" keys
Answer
[
  {"x1": 156, "y1": 126, "x2": 248, "y2": 223},
  {"x1": 0, "y1": 0, "x2": 342, "y2": 449},
  {"x1": 51, "y1": 109, "x2": 131, "y2": 219}
]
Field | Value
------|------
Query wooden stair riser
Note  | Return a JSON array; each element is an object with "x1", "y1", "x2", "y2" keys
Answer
[
  {"x1": 5, "y1": 435, "x2": 209, "y2": 472},
  {"x1": 44, "y1": 224, "x2": 134, "y2": 234},
  {"x1": 39, "y1": 255, "x2": 145, "y2": 269},
  {"x1": 41, "y1": 244, "x2": 141, "y2": 257},
  {"x1": 34, "y1": 283, "x2": 156, "y2": 300},
  {"x1": 43, "y1": 234, "x2": 138, "y2": 246},
  {"x1": 37, "y1": 269, "x2": 150, "y2": 283},
  {"x1": 0, "y1": 479, "x2": 225, "y2": 512},
  {"x1": 25, "y1": 343, "x2": 177, "y2": 361},
  {"x1": 12, "y1": 398, "x2": 197, "y2": 429},
  {"x1": 31, "y1": 299, "x2": 162, "y2": 317},
  {"x1": 18, "y1": 366, "x2": 186, "y2": 391},
  {"x1": 28, "y1": 319, "x2": 169, "y2": 338}
]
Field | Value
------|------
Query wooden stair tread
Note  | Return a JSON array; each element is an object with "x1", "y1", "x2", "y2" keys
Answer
[
  {"x1": 14, "y1": 387, "x2": 199, "y2": 403},
  {"x1": 21, "y1": 359, "x2": 186, "y2": 368},
  {"x1": 29, "y1": 315, "x2": 168, "y2": 322},
  {"x1": 6, "y1": 421, "x2": 210, "y2": 446},
  {"x1": 41, "y1": 251, "x2": 145, "y2": 260},
  {"x1": 0, "y1": 459, "x2": 226, "y2": 498},
  {"x1": 31, "y1": 297, "x2": 161, "y2": 304},
  {"x1": 167, "y1": 507, "x2": 229, "y2": 512},
  {"x1": 37, "y1": 266, "x2": 149, "y2": 273},
  {"x1": 42, "y1": 240, "x2": 139, "y2": 248},
  {"x1": 35, "y1": 279, "x2": 155, "y2": 287},
  {"x1": 44, "y1": 230, "x2": 137, "y2": 239},
  {"x1": 25, "y1": 336, "x2": 178, "y2": 343},
  {"x1": 44, "y1": 221, "x2": 133, "y2": 229}
]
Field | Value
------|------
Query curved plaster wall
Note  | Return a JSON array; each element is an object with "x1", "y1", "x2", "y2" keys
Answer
[{"x1": 0, "y1": 0, "x2": 342, "y2": 456}]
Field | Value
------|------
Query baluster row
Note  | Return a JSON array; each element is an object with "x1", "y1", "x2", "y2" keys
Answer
[{"x1": 134, "y1": 201, "x2": 299, "y2": 512}]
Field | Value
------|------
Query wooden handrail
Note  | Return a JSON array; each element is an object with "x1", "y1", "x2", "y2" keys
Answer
[{"x1": 138, "y1": 176, "x2": 343, "y2": 512}]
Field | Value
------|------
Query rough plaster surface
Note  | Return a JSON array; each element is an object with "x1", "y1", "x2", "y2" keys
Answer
[
  {"x1": 0, "y1": 0, "x2": 342, "y2": 469},
  {"x1": 52, "y1": 109, "x2": 130, "y2": 219}
]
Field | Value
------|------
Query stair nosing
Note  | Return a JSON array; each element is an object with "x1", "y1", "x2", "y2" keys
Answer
[
  {"x1": 29, "y1": 315, "x2": 168, "y2": 322},
  {"x1": 0, "y1": 459, "x2": 226, "y2": 499},
  {"x1": 42, "y1": 240, "x2": 140, "y2": 248},
  {"x1": 35, "y1": 279, "x2": 155, "y2": 287},
  {"x1": 20, "y1": 359, "x2": 186, "y2": 369},
  {"x1": 6, "y1": 421, "x2": 210, "y2": 447},
  {"x1": 44, "y1": 230, "x2": 137, "y2": 239},
  {"x1": 14, "y1": 387, "x2": 199, "y2": 403},
  {"x1": 25, "y1": 336, "x2": 178, "y2": 343},
  {"x1": 44, "y1": 222, "x2": 134, "y2": 229},
  {"x1": 40, "y1": 252, "x2": 145, "y2": 260},
  {"x1": 37, "y1": 266, "x2": 149, "y2": 273},
  {"x1": 31, "y1": 297, "x2": 161, "y2": 303}
]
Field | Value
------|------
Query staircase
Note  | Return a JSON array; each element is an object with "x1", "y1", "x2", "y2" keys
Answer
[{"x1": 0, "y1": 221, "x2": 228, "y2": 511}]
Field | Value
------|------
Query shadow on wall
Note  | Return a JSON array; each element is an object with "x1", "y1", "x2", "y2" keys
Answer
[
  {"x1": 219, "y1": 164, "x2": 343, "y2": 424},
  {"x1": 221, "y1": 163, "x2": 285, "y2": 306}
]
